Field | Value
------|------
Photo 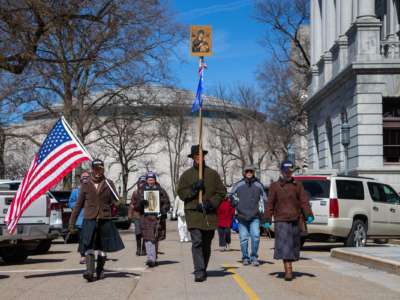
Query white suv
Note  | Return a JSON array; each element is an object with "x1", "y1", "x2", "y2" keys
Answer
[{"x1": 293, "y1": 175, "x2": 400, "y2": 247}]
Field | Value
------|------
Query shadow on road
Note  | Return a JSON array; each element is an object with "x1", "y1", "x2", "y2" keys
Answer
[
  {"x1": 207, "y1": 269, "x2": 234, "y2": 277},
  {"x1": 269, "y1": 271, "x2": 316, "y2": 279},
  {"x1": 30, "y1": 250, "x2": 71, "y2": 256},
  {"x1": 235, "y1": 260, "x2": 274, "y2": 265},
  {"x1": 24, "y1": 270, "x2": 140, "y2": 279},
  {"x1": 156, "y1": 260, "x2": 179, "y2": 266},
  {"x1": 0, "y1": 274, "x2": 10, "y2": 279},
  {"x1": 0, "y1": 258, "x2": 65, "y2": 266}
]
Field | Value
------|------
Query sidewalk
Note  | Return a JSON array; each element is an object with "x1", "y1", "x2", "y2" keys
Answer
[{"x1": 331, "y1": 246, "x2": 400, "y2": 275}]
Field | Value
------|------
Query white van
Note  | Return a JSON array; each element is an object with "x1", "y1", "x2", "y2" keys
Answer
[{"x1": 293, "y1": 175, "x2": 400, "y2": 247}]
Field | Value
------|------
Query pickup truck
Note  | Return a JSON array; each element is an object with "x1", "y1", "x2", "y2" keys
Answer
[{"x1": 0, "y1": 180, "x2": 62, "y2": 263}]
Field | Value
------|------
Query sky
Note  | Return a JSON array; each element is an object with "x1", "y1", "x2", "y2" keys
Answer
[{"x1": 170, "y1": 0, "x2": 267, "y2": 94}]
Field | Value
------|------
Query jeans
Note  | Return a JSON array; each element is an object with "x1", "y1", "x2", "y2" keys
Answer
[
  {"x1": 217, "y1": 227, "x2": 231, "y2": 247},
  {"x1": 189, "y1": 229, "x2": 215, "y2": 276},
  {"x1": 145, "y1": 240, "x2": 158, "y2": 262},
  {"x1": 238, "y1": 218, "x2": 260, "y2": 261}
]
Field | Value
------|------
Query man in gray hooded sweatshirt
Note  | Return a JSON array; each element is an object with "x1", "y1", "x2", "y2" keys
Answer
[{"x1": 230, "y1": 165, "x2": 267, "y2": 266}]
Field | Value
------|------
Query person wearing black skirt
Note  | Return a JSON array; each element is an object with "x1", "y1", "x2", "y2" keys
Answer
[{"x1": 69, "y1": 159, "x2": 124, "y2": 282}]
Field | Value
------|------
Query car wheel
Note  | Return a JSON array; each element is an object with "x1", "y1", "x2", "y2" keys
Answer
[
  {"x1": 0, "y1": 246, "x2": 29, "y2": 264},
  {"x1": 32, "y1": 240, "x2": 52, "y2": 254},
  {"x1": 345, "y1": 219, "x2": 367, "y2": 247}
]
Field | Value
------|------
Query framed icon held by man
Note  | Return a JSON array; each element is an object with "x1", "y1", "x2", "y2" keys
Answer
[
  {"x1": 190, "y1": 25, "x2": 212, "y2": 57},
  {"x1": 144, "y1": 190, "x2": 160, "y2": 214}
]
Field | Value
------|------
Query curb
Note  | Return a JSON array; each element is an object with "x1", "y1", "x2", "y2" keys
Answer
[{"x1": 331, "y1": 248, "x2": 400, "y2": 275}]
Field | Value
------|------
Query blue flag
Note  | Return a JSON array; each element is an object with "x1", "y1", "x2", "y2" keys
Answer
[{"x1": 192, "y1": 64, "x2": 206, "y2": 113}]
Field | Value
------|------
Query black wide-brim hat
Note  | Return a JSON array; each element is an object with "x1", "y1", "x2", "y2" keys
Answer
[{"x1": 188, "y1": 145, "x2": 208, "y2": 158}]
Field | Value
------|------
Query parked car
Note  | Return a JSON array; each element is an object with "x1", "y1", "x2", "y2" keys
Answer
[
  {"x1": 0, "y1": 180, "x2": 60, "y2": 263},
  {"x1": 290, "y1": 175, "x2": 400, "y2": 247}
]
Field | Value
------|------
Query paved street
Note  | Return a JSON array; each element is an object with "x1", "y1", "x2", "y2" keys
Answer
[{"x1": 1, "y1": 222, "x2": 400, "y2": 300}]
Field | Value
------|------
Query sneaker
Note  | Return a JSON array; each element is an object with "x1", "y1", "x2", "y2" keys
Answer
[
  {"x1": 251, "y1": 258, "x2": 260, "y2": 267},
  {"x1": 242, "y1": 258, "x2": 250, "y2": 266},
  {"x1": 146, "y1": 260, "x2": 156, "y2": 268},
  {"x1": 79, "y1": 257, "x2": 86, "y2": 264},
  {"x1": 225, "y1": 244, "x2": 230, "y2": 251},
  {"x1": 219, "y1": 246, "x2": 225, "y2": 252}
]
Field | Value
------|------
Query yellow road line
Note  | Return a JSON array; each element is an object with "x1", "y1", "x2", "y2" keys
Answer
[{"x1": 225, "y1": 266, "x2": 261, "y2": 300}]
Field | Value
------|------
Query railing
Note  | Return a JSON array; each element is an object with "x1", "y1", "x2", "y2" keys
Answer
[{"x1": 380, "y1": 40, "x2": 400, "y2": 59}]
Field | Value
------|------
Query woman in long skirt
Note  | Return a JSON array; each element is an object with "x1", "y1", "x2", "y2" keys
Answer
[{"x1": 263, "y1": 160, "x2": 314, "y2": 281}]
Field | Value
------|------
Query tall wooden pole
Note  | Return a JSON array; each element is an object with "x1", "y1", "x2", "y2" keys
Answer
[{"x1": 197, "y1": 56, "x2": 204, "y2": 205}]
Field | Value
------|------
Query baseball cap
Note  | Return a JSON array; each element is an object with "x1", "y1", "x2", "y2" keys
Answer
[
  {"x1": 92, "y1": 159, "x2": 104, "y2": 169},
  {"x1": 280, "y1": 160, "x2": 294, "y2": 173}
]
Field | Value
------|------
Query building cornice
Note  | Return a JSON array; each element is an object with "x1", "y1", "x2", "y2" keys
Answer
[{"x1": 305, "y1": 61, "x2": 400, "y2": 110}]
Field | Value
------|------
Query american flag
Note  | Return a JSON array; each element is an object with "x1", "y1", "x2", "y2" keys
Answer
[{"x1": 5, "y1": 118, "x2": 91, "y2": 233}]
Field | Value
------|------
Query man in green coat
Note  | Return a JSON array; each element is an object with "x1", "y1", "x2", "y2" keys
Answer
[{"x1": 177, "y1": 145, "x2": 226, "y2": 282}]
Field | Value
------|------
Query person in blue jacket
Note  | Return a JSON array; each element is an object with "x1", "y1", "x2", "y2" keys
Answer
[{"x1": 68, "y1": 171, "x2": 90, "y2": 264}]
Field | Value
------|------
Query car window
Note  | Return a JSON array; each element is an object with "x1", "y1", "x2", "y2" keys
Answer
[
  {"x1": 336, "y1": 180, "x2": 364, "y2": 200},
  {"x1": 299, "y1": 180, "x2": 330, "y2": 198},
  {"x1": 0, "y1": 182, "x2": 20, "y2": 191},
  {"x1": 367, "y1": 182, "x2": 385, "y2": 202},
  {"x1": 382, "y1": 185, "x2": 400, "y2": 204}
]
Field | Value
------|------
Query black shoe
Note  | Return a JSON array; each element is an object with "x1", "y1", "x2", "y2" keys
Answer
[
  {"x1": 83, "y1": 254, "x2": 95, "y2": 282},
  {"x1": 96, "y1": 255, "x2": 106, "y2": 280},
  {"x1": 146, "y1": 260, "x2": 156, "y2": 268},
  {"x1": 194, "y1": 272, "x2": 207, "y2": 282}
]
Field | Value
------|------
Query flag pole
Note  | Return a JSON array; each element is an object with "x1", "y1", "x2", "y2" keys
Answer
[
  {"x1": 198, "y1": 56, "x2": 204, "y2": 205},
  {"x1": 61, "y1": 116, "x2": 120, "y2": 202},
  {"x1": 197, "y1": 56, "x2": 209, "y2": 227}
]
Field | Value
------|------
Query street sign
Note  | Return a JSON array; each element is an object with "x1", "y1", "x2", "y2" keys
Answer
[{"x1": 190, "y1": 25, "x2": 212, "y2": 57}]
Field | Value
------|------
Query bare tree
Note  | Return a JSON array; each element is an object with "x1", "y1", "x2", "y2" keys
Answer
[
  {"x1": 7, "y1": 1, "x2": 182, "y2": 188},
  {"x1": 157, "y1": 89, "x2": 191, "y2": 198},
  {"x1": 210, "y1": 85, "x2": 273, "y2": 177},
  {"x1": 254, "y1": 0, "x2": 310, "y2": 79},
  {"x1": 0, "y1": 1, "x2": 116, "y2": 74},
  {"x1": 97, "y1": 92, "x2": 158, "y2": 202},
  {"x1": 255, "y1": 0, "x2": 311, "y2": 166}
]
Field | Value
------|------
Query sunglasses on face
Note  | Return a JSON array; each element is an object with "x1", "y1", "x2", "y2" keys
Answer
[{"x1": 245, "y1": 170, "x2": 254, "y2": 174}]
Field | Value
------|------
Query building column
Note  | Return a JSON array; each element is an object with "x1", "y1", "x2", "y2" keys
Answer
[
  {"x1": 358, "y1": 0, "x2": 376, "y2": 19},
  {"x1": 340, "y1": 0, "x2": 353, "y2": 35},
  {"x1": 387, "y1": 0, "x2": 399, "y2": 40},
  {"x1": 312, "y1": 0, "x2": 323, "y2": 65},
  {"x1": 352, "y1": 0, "x2": 359, "y2": 22},
  {"x1": 326, "y1": 0, "x2": 336, "y2": 49},
  {"x1": 322, "y1": 0, "x2": 327, "y2": 52}
]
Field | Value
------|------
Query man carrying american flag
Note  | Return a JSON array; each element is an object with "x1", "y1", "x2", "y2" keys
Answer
[{"x1": 6, "y1": 117, "x2": 124, "y2": 282}]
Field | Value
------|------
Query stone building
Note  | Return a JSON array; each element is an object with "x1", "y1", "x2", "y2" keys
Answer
[
  {"x1": 307, "y1": 0, "x2": 400, "y2": 190},
  {"x1": 8, "y1": 87, "x2": 279, "y2": 200}
]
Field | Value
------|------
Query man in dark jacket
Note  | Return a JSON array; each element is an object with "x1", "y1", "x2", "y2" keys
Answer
[
  {"x1": 230, "y1": 165, "x2": 267, "y2": 266},
  {"x1": 177, "y1": 145, "x2": 226, "y2": 282},
  {"x1": 69, "y1": 159, "x2": 124, "y2": 282}
]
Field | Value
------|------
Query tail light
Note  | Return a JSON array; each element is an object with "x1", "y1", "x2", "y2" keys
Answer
[
  {"x1": 111, "y1": 204, "x2": 118, "y2": 217},
  {"x1": 50, "y1": 202, "x2": 63, "y2": 211},
  {"x1": 329, "y1": 198, "x2": 339, "y2": 218}
]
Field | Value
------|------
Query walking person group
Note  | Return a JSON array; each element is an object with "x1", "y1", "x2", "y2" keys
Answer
[{"x1": 68, "y1": 147, "x2": 314, "y2": 284}]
